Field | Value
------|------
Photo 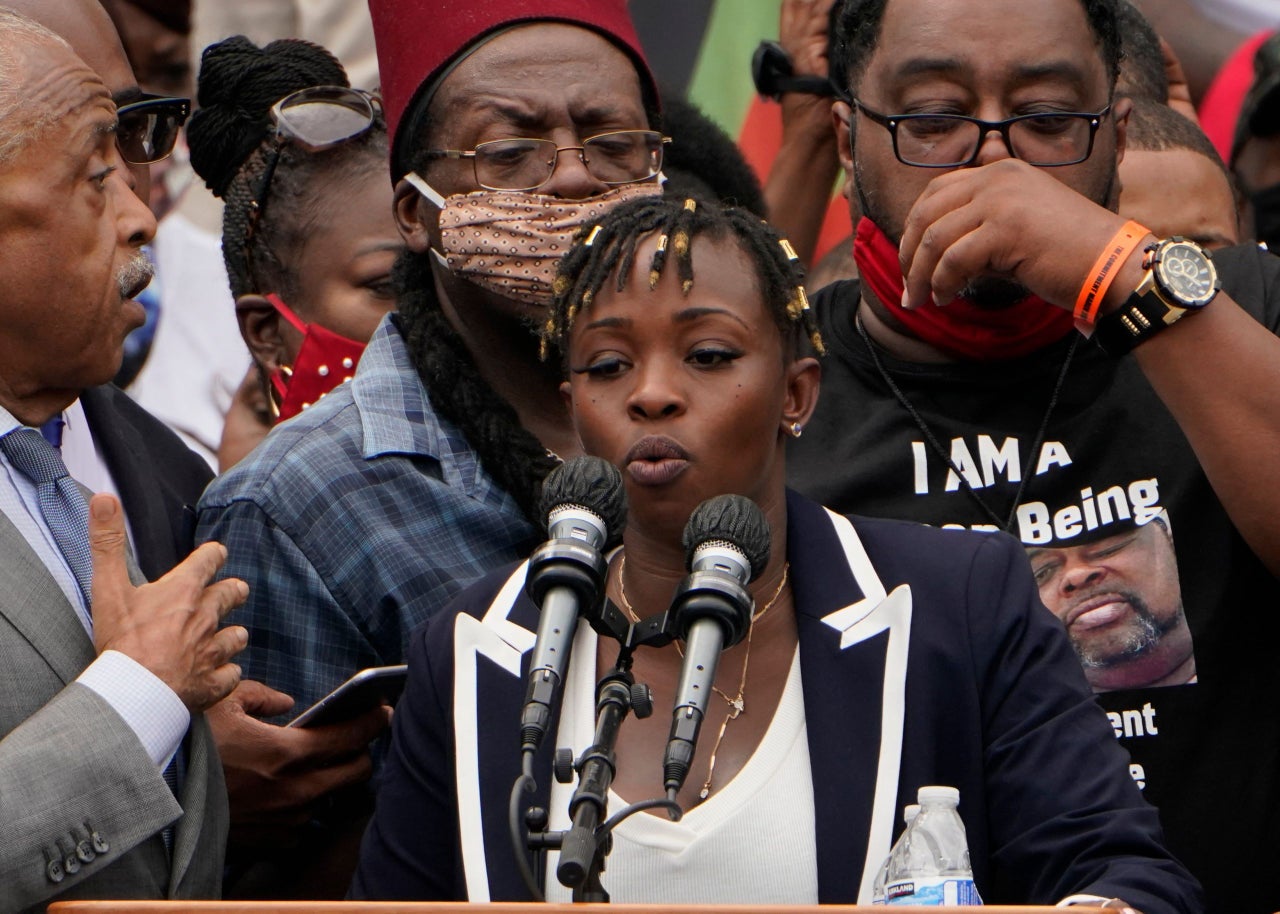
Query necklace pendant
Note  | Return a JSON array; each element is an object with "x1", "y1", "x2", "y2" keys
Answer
[
  {"x1": 699, "y1": 785, "x2": 711, "y2": 800},
  {"x1": 728, "y1": 697, "x2": 744, "y2": 718}
]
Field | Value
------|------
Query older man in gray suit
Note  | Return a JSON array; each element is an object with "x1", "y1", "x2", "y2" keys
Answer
[{"x1": 0, "y1": 9, "x2": 248, "y2": 910}]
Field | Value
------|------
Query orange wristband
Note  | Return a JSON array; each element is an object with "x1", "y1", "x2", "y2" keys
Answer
[{"x1": 1074, "y1": 220, "x2": 1148, "y2": 323}]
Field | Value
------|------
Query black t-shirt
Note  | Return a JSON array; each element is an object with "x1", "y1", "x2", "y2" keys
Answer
[{"x1": 788, "y1": 243, "x2": 1280, "y2": 914}]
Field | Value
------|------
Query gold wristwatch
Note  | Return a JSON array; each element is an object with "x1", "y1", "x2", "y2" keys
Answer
[{"x1": 1094, "y1": 237, "x2": 1220, "y2": 356}]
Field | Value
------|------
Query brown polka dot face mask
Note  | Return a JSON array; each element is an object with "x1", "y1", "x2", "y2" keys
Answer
[{"x1": 405, "y1": 173, "x2": 662, "y2": 307}]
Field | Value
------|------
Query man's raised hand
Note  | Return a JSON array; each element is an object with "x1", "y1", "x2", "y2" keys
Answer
[
  {"x1": 88, "y1": 493, "x2": 249, "y2": 712},
  {"x1": 898, "y1": 158, "x2": 1148, "y2": 314}
]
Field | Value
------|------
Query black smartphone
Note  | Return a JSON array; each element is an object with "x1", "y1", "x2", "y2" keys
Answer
[{"x1": 287, "y1": 664, "x2": 409, "y2": 728}]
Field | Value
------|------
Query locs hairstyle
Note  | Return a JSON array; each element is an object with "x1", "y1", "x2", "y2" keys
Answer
[
  {"x1": 541, "y1": 195, "x2": 825, "y2": 364},
  {"x1": 391, "y1": 246, "x2": 562, "y2": 525}
]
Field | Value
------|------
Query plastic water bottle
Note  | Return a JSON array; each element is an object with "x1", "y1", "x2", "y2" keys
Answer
[
  {"x1": 871, "y1": 803, "x2": 921, "y2": 904},
  {"x1": 883, "y1": 786, "x2": 982, "y2": 905}
]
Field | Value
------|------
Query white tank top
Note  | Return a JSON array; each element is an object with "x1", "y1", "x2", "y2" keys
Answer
[{"x1": 545, "y1": 624, "x2": 819, "y2": 903}]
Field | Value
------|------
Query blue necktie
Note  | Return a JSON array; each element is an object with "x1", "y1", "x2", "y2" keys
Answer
[
  {"x1": 2, "y1": 425, "x2": 182, "y2": 852},
  {"x1": 40, "y1": 416, "x2": 65, "y2": 448},
  {"x1": 1, "y1": 427, "x2": 94, "y2": 609}
]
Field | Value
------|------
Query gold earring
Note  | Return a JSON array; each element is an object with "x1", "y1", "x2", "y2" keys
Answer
[
  {"x1": 789, "y1": 422, "x2": 803, "y2": 438},
  {"x1": 267, "y1": 364, "x2": 293, "y2": 419}
]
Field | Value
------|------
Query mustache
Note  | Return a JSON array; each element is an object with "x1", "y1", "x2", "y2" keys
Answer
[
  {"x1": 959, "y1": 276, "x2": 1030, "y2": 310},
  {"x1": 117, "y1": 252, "x2": 155, "y2": 298}
]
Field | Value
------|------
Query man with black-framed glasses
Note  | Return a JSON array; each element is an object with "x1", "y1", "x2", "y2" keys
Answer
[
  {"x1": 96, "y1": 0, "x2": 195, "y2": 222},
  {"x1": 787, "y1": 0, "x2": 1280, "y2": 911},
  {"x1": 849, "y1": 100, "x2": 1113, "y2": 169}
]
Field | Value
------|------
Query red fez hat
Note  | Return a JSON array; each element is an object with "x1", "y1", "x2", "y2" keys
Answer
[{"x1": 369, "y1": 0, "x2": 659, "y2": 179}]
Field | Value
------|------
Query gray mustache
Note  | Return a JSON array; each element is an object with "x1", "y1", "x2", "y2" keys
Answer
[{"x1": 117, "y1": 253, "x2": 155, "y2": 298}]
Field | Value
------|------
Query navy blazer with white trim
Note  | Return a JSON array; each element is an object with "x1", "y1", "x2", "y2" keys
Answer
[{"x1": 353, "y1": 490, "x2": 1201, "y2": 912}]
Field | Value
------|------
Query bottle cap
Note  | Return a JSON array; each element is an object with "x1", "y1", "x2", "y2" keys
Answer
[{"x1": 917, "y1": 785, "x2": 960, "y2": 806}]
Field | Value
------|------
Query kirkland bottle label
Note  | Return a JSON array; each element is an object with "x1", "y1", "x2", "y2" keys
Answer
[{"x1": 884, "y1": 876, "x2": 983, "y2": 905}]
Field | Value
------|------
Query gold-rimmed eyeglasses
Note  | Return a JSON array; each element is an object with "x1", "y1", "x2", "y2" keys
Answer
[{"x1": 424, "y1": 129, "x2": 671, "y2": 191}]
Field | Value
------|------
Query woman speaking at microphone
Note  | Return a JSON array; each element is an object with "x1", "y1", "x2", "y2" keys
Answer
[{"x1": 351, "y1": 197, "x2": 1199, "y2": 912}]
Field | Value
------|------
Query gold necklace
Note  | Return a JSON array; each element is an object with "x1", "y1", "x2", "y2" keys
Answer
[{"x1": 616, "y1": 555, "x2": 791, "y2": 800}]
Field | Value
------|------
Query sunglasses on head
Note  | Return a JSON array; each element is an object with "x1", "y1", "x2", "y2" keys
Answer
[
  {"x1": 242, "y1": 86, "x2": 382, "y2": 254},
  {"x1": 116, "y1": 93, "x2": 191, "y2": 165},
  {"x1": 269, "y1": 85, "x2": 381, "y2": 150}
]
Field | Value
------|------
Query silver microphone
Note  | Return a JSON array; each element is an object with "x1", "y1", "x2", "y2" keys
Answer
[
  {"x1": 662, "y1": 495, "x2": 771, "y2": 795},
  {"x1": 520, "y1": 457, "x2": 627, "y2": 752}
]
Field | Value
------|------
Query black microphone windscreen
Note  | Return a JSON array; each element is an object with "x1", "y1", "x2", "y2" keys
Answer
[
  {"x1": 681, "y1": 494, "x2": 772, "y2": 581},
  {"x1": 538, "y1": 456, "x2": 628, "y2": 548}
]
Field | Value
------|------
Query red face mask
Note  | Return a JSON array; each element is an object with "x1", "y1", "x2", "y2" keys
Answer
[
  {"x1": 266, "y1": 294, "x2": 367, "y2": 422},
  {"x1": 851, "y1": 217, "x2": 1075, "y2": 361}
]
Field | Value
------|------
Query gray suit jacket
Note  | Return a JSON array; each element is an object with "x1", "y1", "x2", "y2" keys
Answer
[{"x1": 0, "y1": 507, "x2": 227, "y2": 911}]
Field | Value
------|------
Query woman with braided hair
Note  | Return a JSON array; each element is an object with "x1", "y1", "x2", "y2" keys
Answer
[
  {"x1": 353, "y1": 195, "x2": 1197, "y2": 911},
  {"x1": 185, "y1": 35, "x2": 401, "y2": 469}
]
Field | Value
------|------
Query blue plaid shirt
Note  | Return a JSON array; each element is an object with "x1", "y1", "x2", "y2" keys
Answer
[{"x1": 196, "y1": 316, "x2": 541, "y2": 717}]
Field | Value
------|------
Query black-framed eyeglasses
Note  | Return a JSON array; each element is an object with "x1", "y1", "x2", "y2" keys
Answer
[
  {"x1": 852, "y1": 99, "x2": 1112, "y2": 168},
  {"x1": 423, "y1": 130, "x2": 671, "y2": 191},
  {"x1": 115, "y1": 93, "x2": 191, "y2": 165}
]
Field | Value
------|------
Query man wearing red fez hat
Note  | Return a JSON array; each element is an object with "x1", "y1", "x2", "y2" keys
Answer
[{"x1": 196, "y1": 0, "x2": 667, "y2": 756}]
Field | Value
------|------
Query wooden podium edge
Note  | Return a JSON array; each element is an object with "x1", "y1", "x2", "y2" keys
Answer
[{"x1": 47, "y1": 903, "x2": 1104, "y2": 913}]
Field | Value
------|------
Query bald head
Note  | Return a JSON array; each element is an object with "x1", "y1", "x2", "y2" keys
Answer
[{"x1": 3, "y1": 0, "x2": 138, "y2": 103}]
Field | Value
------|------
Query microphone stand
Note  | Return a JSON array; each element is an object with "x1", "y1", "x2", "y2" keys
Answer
[
  {"x1": 556, "y1": 661, "x2": 637, "y2": 902},
  {"x1": 513, "y1": 598, "x2": 683, "y2": 903}
]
